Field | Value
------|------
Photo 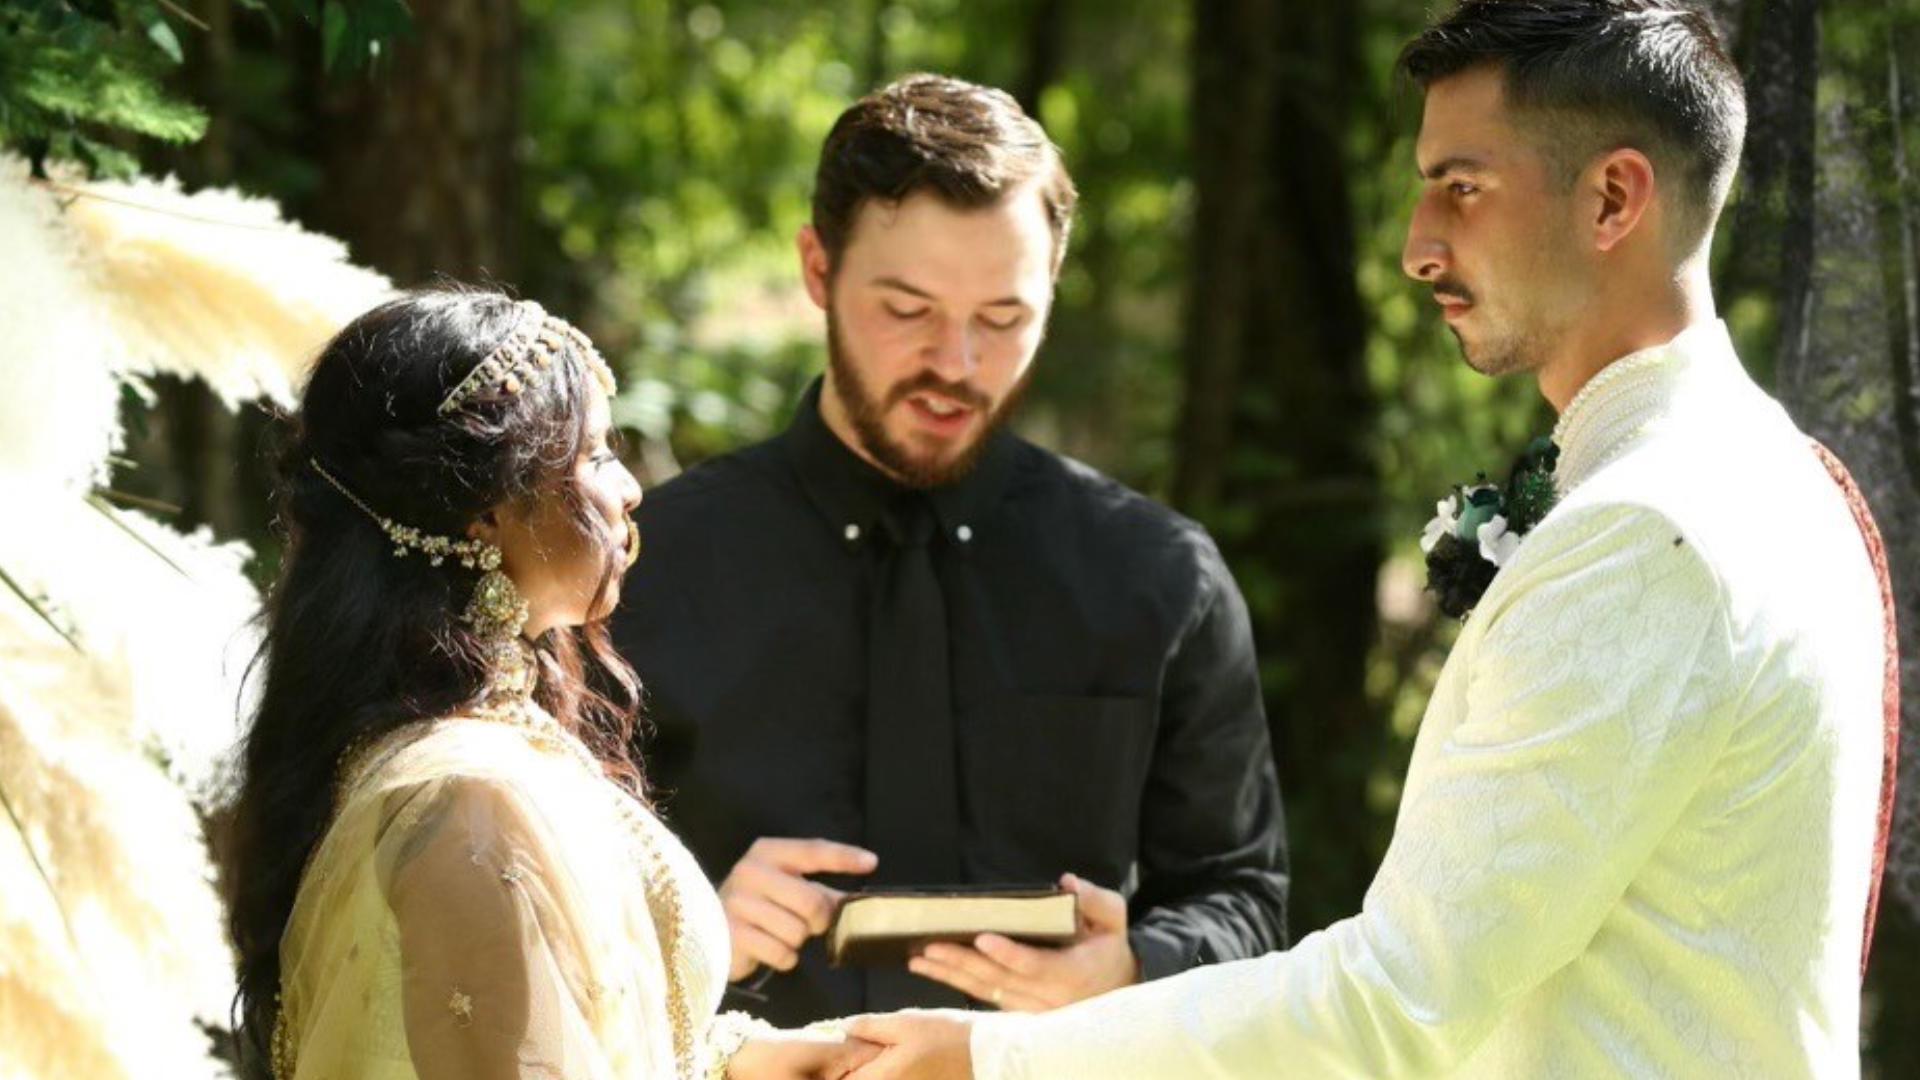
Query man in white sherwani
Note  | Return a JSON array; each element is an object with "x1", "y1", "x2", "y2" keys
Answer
[{"x1": 846, "y1": 1, "x2": 1895, "y2": 1076}]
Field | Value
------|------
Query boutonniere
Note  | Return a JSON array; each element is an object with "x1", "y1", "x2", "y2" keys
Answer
[{"x1": 1421, "y1": 436, "x2": 1560, "y2": 619}]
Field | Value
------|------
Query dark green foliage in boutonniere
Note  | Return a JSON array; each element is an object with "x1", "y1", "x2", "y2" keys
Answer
[{"x1": 1421, "y1": 437, "x2": 1561, "y2": 620}]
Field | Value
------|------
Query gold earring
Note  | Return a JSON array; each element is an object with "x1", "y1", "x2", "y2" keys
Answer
[{"x1": 464, "y1": 565, "x2": 529, "y2": 640}]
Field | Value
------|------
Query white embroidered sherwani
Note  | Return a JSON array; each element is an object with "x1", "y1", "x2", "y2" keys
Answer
[{"x1": 971, "y1": 321, "x2": 1886, "y2": 1078}]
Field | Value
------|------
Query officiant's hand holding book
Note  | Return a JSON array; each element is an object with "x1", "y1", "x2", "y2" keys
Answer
[
  {"x1": 718, "y1": 842, "x2": 1137, "y2": 1012},
  {"x1": 904, "y1": 873, "x2": 1140, "y2": 1012},
  {"x1": 827, "y1": 886, "x2": 1079, "y2": 966}
]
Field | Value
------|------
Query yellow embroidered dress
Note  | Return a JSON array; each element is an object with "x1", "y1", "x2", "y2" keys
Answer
[{"x1": 273, "y1": 657, "x2": 732, "y2": 1079}]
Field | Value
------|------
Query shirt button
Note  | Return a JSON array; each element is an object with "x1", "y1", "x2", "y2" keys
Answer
[
  {"x1": 956, "y1": 525, "x2": 973, "y2": 543},
  {"x1": 844, "y1": 523, "x2": 861, "y2": 542}
]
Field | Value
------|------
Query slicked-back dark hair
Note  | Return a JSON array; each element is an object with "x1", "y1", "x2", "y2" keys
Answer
[
  {"x1": 811, "y1": 73, "x2": 1078, "y2": 276},
  {"x1": 1400, "y1": 0, "x2": 1747, "y2": 253}
]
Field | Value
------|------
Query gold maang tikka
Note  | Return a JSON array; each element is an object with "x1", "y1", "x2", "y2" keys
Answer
[{"x1": 309, "y1": 460, "x2": 529, "y2": 640}]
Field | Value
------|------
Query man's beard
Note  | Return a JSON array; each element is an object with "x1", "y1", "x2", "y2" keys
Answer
[
  {"x1": 1452, "y1": 322, "x2": 1542, "y2": 378},
  {"x1": 826, "y1": 308, "x2": 1029, "y2": 490},
  {"x1": 1436, "y1": 277, "x2": 1546, "y2": 378},
  {"x1": 1456, "y1": 310, "x2": 1566, "y2": 378}
]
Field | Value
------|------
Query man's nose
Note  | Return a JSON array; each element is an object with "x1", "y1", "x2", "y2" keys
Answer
[
  {"x1": 924, "y1": 316, "x2": 979, "y2": 379},
  {"x1": 1402, "y1": 203, "x2": 1449, "y2": 283}
]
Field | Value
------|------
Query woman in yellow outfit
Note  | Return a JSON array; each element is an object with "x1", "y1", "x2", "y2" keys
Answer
[{"x1": 224, "y1": 290, "x2": 875, "y2": 1079}]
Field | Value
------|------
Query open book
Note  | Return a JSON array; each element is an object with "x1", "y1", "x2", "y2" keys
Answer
[{"x1": 826, "y1": 886, "x2": 1080, "y2": 967}]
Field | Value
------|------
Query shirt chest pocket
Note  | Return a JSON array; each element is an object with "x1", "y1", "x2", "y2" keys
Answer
[{"x1": 956, "y1": 693, "x2": 1156, "y2": 880}]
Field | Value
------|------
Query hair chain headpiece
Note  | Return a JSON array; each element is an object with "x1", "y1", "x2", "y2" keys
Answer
[
  {"x1": 309, "y1": 458, "x2": 528, "y2": 640},
  {"x1": 437, "y1": 300, "x2": 619, "y2": 417},
  {"x1": 309, "y1": 459, "x2": 502, "y2": 571}
]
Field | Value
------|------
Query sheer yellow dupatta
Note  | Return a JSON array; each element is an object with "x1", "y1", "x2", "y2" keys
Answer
[{"x1": 275, "y1": 718, "x2": 727, "y2": 1078}]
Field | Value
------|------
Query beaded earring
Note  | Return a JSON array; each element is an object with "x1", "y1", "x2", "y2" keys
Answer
[{"x1": 464, "y1": 561, "x2": 530, "y2": 641}]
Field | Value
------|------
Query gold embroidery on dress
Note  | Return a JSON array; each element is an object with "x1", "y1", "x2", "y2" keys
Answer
[
  {"x1": 271, "y1": 992, "x2": 296, "y2": 1079},
  {"x1": 517, "y1": 708, "x2": 700, "y2": 1075},
  {"x1": 275, "y1": 637, "x2": 705, "y2": 1077}
]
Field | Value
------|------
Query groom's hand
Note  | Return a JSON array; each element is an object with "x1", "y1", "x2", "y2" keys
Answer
[
  {"x1": 908, "y1": 874, "x2": 1137, "y2": 1011},
  {"x1": 845, "y1": 1011, "x2": 974, "y2": 1080},
  {"x1": 728, "y1": 1031, "x2": 883, "y2": 1080},
  {"x1": 722, "y1": 837, "x2": 878, "y2": 982}
]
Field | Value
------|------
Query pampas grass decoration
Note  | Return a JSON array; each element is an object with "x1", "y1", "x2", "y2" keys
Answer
[
  {"x1": 61, "y1": 171, "x2": 396, "y2": 409},
  {"x1": 0, "y1": 159, "x2": 131, "y2": 494},
  {"x1": 0, "y1": 156, "x2": 392, "y2": 1079}
]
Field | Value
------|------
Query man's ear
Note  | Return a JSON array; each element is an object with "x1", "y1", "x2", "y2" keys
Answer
[
  {"x1": 1588, "y1": 147, "x2": 1657, "y2": 255},
  {"x1": 797, "y1": 225, "x2": 833, "y2": 310}
]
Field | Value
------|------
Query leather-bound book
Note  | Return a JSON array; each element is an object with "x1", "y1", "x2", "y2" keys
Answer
[{"x1": 826, "y1": 886, "x2": 1079, "y2": 967}]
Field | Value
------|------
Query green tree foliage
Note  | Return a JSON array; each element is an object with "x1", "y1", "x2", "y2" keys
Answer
[
  {"x1": 0, "y1": 0, "x2": 209, "y2": 176},
  {"x1": 0, "y1": 1, "x2": 409, "y2": 178},
  {"x1": 518, "y1": 0, "x2": 1193, "y2": 482}
]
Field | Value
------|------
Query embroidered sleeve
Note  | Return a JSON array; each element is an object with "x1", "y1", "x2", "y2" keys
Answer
[{"x1": 379, "y1": 775, "x2": 610, "y2": 1079}]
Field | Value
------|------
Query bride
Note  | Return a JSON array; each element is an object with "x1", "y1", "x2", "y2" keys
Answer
[{"x1": 223, "y1": 289, "x2": 875, "y2": 1079}]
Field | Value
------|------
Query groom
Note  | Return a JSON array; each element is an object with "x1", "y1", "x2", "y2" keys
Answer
[{"x1": 849, "y1": 1, "x2": 1897, "y2": 1076}]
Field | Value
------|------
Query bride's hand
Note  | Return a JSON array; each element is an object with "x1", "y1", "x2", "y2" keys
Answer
[{"x1": 728, "y1": 1030, "x2": 882, "y2": 1079}]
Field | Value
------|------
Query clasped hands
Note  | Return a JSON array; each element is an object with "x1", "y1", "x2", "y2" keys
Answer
[{"x1": 721, "y1": 837, "x2": 1137, "y2": 1079}]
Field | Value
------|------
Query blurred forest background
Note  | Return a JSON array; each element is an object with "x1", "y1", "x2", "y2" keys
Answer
[{"x1": 5, "y1": 0, "x2": 1917, "y2": 1068}]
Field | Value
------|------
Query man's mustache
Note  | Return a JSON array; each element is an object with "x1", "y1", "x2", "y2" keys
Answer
[
  {"x1": 1433, "y1": 278, "x2": 1475, "y2": 306},
  {"x1": 885, "y1": 371, "x2": 992, "y2": 412}
]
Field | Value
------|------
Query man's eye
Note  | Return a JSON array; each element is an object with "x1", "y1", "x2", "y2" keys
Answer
[
  {"x1": 978, "y1": 312, "x2": 1022, "y2": 331},
  {"x1": 885, "y1": 305, "x2": 929, "y2": 320},
  {"x1": 1450, "y1": 182, "x2": 1478, "y2": 197}
]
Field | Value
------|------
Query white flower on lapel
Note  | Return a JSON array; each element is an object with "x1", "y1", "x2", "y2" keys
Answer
[
  {"x1": 1421, "y1": 494, "x2": 1461, "y2": 554},
  {"x1": 1477, "y1": 514, "x2": 1522, "y2": 567}
]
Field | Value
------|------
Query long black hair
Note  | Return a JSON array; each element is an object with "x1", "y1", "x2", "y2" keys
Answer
[{"x1": 223, "y1": 288, "x2": 643, "y2": 1075}]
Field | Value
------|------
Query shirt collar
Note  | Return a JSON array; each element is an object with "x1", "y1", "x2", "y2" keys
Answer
[
  {"x1": 1550, "y1": 319, "x2": 1737, "y2": 495},
  {"x1": 780, "y1": 377, "x2": 1021, "y2": 546}
]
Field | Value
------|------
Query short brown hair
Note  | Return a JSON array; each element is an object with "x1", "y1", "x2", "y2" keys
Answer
[{"x1": 811, "y1": 73, "x2": 1079, "y2": 276}]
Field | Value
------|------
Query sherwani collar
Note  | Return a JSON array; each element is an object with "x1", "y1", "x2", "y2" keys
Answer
[{"x1": 1551, "y1": 319, "x2": 1739, "y2": 497}]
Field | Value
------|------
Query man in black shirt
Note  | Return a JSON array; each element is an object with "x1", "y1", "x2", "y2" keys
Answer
[{"x1": 613, "y1": 73, "x2": 1288, "y2": 1026}]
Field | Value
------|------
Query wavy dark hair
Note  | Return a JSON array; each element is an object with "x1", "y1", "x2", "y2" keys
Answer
[{"x1": 222, "y1": 288, "x2": 643, "y2": 1076}]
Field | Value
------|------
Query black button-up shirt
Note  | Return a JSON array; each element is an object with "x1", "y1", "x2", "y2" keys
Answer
[{"x1": 614, "y1": 381, "x2": 1289, "y2": 1024}]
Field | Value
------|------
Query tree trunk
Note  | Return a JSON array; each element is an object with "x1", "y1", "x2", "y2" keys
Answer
[
  {"x1": 1174, "y1": 0, "x2": 1379, "y2": 936},
  {"x1": 865, "y1": 0, "x2": 889, "y2": 90},
  {"x1": 306, "y1": 0, "x2": 522, "y2": 286},
  {"x1": 1014, "y1": 0, "x2": 1069, "y2": 119},
  {"x1": 1717, "y1": 0, "x2": 1820, "y2": 390},
  {"x1": 1881, "y1": 6, "x2": 1920, "y2": 514}
]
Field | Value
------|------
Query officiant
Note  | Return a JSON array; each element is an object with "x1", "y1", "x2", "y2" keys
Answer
[{"x1": 611, "y1": 74, "x2": 1289, "y2": 1026}]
